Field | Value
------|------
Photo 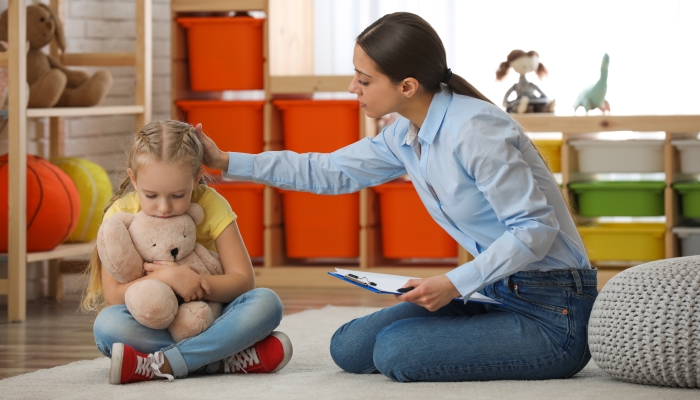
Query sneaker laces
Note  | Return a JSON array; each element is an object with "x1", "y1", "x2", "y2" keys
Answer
[
  {"x1": 224, "y1": 347, "x2": 260, "y2": 373},
  {"x1": 135, "y1": 351, "x2": 174, "y2": 382}
]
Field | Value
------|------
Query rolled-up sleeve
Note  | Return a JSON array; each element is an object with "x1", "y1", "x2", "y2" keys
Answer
[
  {"x1": 445, "y1": 113, "x2": 560, "y2": 298},
  {"x1": 225, "y1": 128, "x2": 407, "y2": 194}
]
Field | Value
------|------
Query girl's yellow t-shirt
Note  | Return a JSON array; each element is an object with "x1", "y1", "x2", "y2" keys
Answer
[{"x1": 103, "y1": 184, "x2": 237, "y2": 252}]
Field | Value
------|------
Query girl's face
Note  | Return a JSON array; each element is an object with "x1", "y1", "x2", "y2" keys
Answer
[
  {"x1": 349, "y1": 44, "x2": 404, "y2": 118},
  {"x1": 128, "y1": 158, "x2": 200, "y2": 218}
]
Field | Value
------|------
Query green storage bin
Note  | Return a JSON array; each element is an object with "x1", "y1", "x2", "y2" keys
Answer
[
  {"x1": 569, "y1": 181, "x2": 666, "y2": 217},
  {"x1": 673, "y1": 182, "x2": 700, "y2": 218}
]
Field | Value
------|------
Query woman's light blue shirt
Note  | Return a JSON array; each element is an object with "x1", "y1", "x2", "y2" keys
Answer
[{"x1": 225, "y1": 89, "x2": 591, "y2": 300}]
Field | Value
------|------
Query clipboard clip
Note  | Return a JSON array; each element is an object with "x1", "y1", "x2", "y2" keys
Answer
[{"x1": 345, "y1": 274, "x2": 377, "y2": 287}]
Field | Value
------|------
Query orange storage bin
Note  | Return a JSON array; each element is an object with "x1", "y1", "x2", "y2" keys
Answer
[
  {"x1": 210, "y1": 181, "x2": 265, "y2": 258},
  {"x1": 273, "y1": 100, "x2": 359, "y2": 153},
  {"x1": 177, "y1": 17, "x2": 264, "y2": 91},
  {"x1": 279, "y1": 190, "x2": 359, "y2": 258},
  {"x1": 177, "y1": 100, "x2": 265, "y2": 175},
  {"x1": 374, "y1": 181, "x2": 457, "y2": 258}
]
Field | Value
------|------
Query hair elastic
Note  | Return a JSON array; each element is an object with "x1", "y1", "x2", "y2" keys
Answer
[{"x1": 441, "y1": 68, "x2": 453, "y2": 84}]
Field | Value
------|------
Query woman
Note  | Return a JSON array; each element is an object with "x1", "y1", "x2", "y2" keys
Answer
[{"x1": 198, "y1": 12, "x2": 596, "y2": 382}]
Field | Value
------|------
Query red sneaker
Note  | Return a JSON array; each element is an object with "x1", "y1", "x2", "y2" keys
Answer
[
  {"x1": 224, "y1": 331, "x2": 293, "y2": 374},
  {"x1": 109, "y1": 343, "x2": 174, "y2": 384}
]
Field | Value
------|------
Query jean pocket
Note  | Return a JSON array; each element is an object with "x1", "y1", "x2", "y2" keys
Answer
[
  {"x1": 513, "y1": 284, "x2": 569, "y2": 314},
  {"x1": 564, "y1": 286, "x2": 598, "y2": 303}
]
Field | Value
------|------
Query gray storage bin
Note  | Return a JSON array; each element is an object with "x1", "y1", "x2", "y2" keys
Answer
[{"x1": 673, "y1": 227, "x2": 700, "y2": 256}]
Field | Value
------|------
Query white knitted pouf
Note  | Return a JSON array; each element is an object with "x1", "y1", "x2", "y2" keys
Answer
[{"x1": 588, "y1": 256, "x2": 700, "y2": 388}]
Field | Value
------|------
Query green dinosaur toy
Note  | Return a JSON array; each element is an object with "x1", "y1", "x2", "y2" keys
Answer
[{"x1": 573, "y1": 53, "x2": 610, "y2": 113}]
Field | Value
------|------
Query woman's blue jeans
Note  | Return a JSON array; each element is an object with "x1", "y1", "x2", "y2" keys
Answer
[
  {"x1": 93, "y1": 288, "x2": 283, "y2": 378},
  {"x1": 330, "y1": 268, "x2": 598, "y2": 382}
]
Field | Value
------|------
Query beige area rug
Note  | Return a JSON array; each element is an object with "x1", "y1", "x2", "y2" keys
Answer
[{"x1": 0, "y1": 306, "x2": 696, "y2": 399}]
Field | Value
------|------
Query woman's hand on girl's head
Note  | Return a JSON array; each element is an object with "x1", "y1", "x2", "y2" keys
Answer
[
  {"x1": 195, "y1": 123, "x2": 229, "y2": 172},
  {"x1": 395, "y1": 275, "x2": 461, "y2": 312}
]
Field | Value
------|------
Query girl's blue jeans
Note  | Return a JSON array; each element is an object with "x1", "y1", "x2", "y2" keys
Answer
[
  {"x1": 330, "y1": 268, "x2": 598, "y2": 382},
  {"x1": 93, "y1": 287, "x2": 283, "y2": 378}
]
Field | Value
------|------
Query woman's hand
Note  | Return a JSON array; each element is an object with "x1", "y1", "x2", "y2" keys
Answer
[
  {"x1": 395, "y1": 275, "x2": 462, "y2": 311},
  {"x1": 150, "y1": 263, "x2": 212, "y2": 302},
  {"x1": 195, "y1": 123, "x2": 229, "y2": 171}
]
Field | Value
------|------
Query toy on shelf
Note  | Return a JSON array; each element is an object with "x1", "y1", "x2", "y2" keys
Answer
[
  {"x1": 496, "y1": 50, "x2": 555, "y2": 114},
  {"x1": 0, "y1": 3, "x2": 113, "y2": 108},
  {"x1": 573, "y1": 53, "x2": 610, "y2": 114}
]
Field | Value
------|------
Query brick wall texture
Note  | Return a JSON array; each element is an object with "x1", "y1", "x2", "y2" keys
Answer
[{"x1": 0, "y1": 0, "x2": 172, "y2": 188}]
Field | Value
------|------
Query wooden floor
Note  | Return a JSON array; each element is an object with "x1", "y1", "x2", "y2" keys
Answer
[{"x1": 0, "y1": 287, "x2": 398, "y2": 381}]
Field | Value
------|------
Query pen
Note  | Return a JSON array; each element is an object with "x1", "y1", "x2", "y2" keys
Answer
[{"x1": 396, "y1": 287, "x2": 414, "y2": 293}]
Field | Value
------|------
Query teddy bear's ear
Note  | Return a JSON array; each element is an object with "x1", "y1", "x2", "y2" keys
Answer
[
  {"x1": 110, "y1": 211, "x2": 135, "y2": 228},
  {"x1": 0, "y1": 10, "x2": 8, "y2": 45},
  {"x1": 185, "y1": 203, "x2": 204, "y2": 225},
  {"x1": 37, "y1": 3, "x2": 65, "y2": 52}
]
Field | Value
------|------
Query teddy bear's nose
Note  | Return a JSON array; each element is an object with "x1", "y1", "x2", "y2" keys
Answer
[{"x1": 171, "y1": 248, "x2": 179, "y2": 258}]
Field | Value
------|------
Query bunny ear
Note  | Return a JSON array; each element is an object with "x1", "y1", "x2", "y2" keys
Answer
[
  {"x1": 186, "y1": 203, "x2": 204, "y2": 225},
  {"x1": 37, "y1": 3, "x2": 65, "y2": 52},
  {"x1": 0, "y1": 11, "x2": 8, "y2": 44}
]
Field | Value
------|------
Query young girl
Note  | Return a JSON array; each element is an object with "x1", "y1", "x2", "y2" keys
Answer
[
  {"x1": 83, "y1": 120, "x2": 292, "y2": 384},
  {"x1": 197, "y1": 12, "x2": 597, "y2": 382}
]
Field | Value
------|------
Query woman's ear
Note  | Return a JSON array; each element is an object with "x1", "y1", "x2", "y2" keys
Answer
[
  {"x1": 127, "y1": 168, "x2": 138, "y2": 190},
  {"x1": 399, "y1": 77, "x2": 420, "y2": 98}
]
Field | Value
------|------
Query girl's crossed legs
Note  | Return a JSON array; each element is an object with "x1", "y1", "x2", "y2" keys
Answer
[{"x1": 94, "y1": 287, "x2": 283, "y2": 378}]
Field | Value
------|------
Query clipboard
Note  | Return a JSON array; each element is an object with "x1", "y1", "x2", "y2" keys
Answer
[{"x1": 328, "y1": 268, "x2": 501, "y2": 305}]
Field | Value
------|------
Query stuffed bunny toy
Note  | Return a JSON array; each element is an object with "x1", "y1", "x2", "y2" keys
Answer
[
  {"x1": 96, "y1": 203, "x2": 224, "y2": 342},
  {"x1": 0, "y1": 3, "x2": 113, "y2": 108}
]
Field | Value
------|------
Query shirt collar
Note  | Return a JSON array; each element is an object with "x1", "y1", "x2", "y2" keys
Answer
[{"x1": 402, "y1": 89, "x2": 453, "y2": 146}]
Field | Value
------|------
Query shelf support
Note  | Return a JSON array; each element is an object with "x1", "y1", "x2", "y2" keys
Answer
[
  {"x1": 8, "y1": 0, "x2": 28, "y2": 322},
  {"x1": 136, "y1": 0, "x2": 153, "y2": 127}
]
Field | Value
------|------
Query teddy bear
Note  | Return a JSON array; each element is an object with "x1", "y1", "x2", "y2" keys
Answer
[
  {"x1": 0, "y1": 3, "x2": 113, "y2": 108},
  {"x1": 96, "y1": 203, "x2": 224, "y2": 342}
]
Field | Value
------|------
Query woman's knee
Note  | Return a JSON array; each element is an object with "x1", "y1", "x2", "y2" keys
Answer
[
  {"x1": 330, "y1": 322, "x2": 359, "y2": 372},
  {"x1": 372, "y1": 323, "x2": 414, "y2": 382},
  {"x1": 330, "y1": 320, "x2": 378, "y2": 374}
]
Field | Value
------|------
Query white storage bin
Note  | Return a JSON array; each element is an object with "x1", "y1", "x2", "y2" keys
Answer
[
  {"x1": 673, "y1": 227, "x2": 700, "y2": 256},
  {"x1": 671, "y1": 140, "x2": 700, "y2": 174},
  {"x1": 569, "y1": 140, "x2": 664, "y2": 173}
]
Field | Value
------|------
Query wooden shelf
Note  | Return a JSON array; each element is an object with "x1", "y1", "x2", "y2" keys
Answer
[
  {"x1": 171, "y1": 0, "x2": 266, "y2": 12},
  {"x1": 513, "y1": 114, "x2": 700, "y2": 134},
  {"x1": 4, "y1": 0, "x2": 152, "y2": 322},
  {"x1": 26, "y1": 105, "x2": 145, "y2": 118},
  {"x1": 269, "y1": 75, "x2": 353, "y2": 94},
  {"x1": 0, "y1": 241, "x2": 94, "y2": 263},
  {"x1": 0, "y1": 52, "x2": 135, "y2": 67}
]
